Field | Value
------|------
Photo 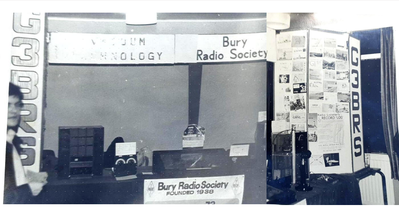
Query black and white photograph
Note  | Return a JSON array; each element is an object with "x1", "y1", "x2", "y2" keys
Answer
[
  {"x1": 293, "y1": 83, "x2": 307, "y2": 93},
  {"x1": 308, "y1": 130, "x2": 318, "y2": 142},
  {"x1": 309, "y1": 59, "x2": 323, "y2": 69},
  {"x1": 336, "y1": 103, "x2": 350, "y2": 113},
  {"x1": 309, "y1": 68, "x2": 323, "y2": 80},
  {"x1": 277, "y1": 48, "x2": 293, "y2": 60},
  {"x1": 293, "y1": 60, "x2": 306, "y2": 72},
  {"x1": 308, "y1": 113, "x2": 318, "y2": 129},
  {"x1": 309, "y1": 80, "x2": 323, "y2": 92},
  {"x1": 279, "y1": 74, "x2": 290, "y2": 83},
  {"x1": 292, "y1": 73, "x2": 306, "y2": 83},
  {"x1": 322, "y1": 103, "x2": 336, "y2": 113},
  {"x1": 336, "y1": 71, "x2": 350, "y2": 81},
  {"x1": 324, "y1": 70, "x2": 336, "y2": 80},
  {"x1": 324, "y1": 38, "x2": 337, "y2": 48},
  {"x1": 323, "y1": 59, "x2": 335, "y2": 70},
  {"x1": 335, "y1": 60, "x2": 349, "y2": 71},
  {"x1": 290, "y1": 94, "x2": 306, "y2": 111},
  {"x1": 292, "y1": 35, "x2": 306, "y2": 47},
  {"x1": 293, "y1": 48, "x2": 307, "y2": 60},
  {"x1": 276, "y1": 61, "x2": 292, "y2": 72},
  {"x1": 323, "y1": 153, "x2": 340, "y2": 167},
  {"x1": 310, "y1": 38, "x2": 323, "y2": 47},
  {"x1": 4, "y1": 8, "x2": 399, "y2": 206},
  {"x1": 309, "y1": 92, "x2": 324, "y2": 100},
  {"x1": 324, "y1": 92, "x2": 338, "y2": 103},
  {"x1": 324, "y1": 48, "x2": 336, "y2": 59},
  {"x1": 275, "y1": 112, "x2": 290, "y2": 122},
  {"x1": 336, "y1": 49, "x2": 348, "y2": 61},
  {"x1": 337, "y1": 92, "x2": 351, "y2": 102},
  {"x1": 323, "y1": 80, "x2": 338, "y2": 92}
]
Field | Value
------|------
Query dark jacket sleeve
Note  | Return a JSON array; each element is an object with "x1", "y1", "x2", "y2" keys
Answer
[{"x1": 4, "y1": 142, "x2": 34, "y2": 204}]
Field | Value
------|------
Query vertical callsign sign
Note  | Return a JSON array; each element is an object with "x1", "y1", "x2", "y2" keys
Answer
[
  {"x1": 349, "y1": 36, "x2": 365, "y2": 172},
  {"x1": 10, "y1": 13, "x2": 45, "y2": 172}
]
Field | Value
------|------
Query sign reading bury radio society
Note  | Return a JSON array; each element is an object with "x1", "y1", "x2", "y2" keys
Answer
[
  {"x1": 144, "y1": 175, "x2": 245, "y2": 204},
  {"x1": 175, "y1": 33, "x2": 267, "y2": 63},
  {"x1": 48, "y1": 33, "x2": 175, "y2": 64}
]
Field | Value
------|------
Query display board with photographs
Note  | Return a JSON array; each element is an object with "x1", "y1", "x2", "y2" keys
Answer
[
  {"x1": 307, "y1": 30, "x2": 353, "y2": 174},
  {"x1": 274, "y1": 31, "x2": 308, "y2": 135}
]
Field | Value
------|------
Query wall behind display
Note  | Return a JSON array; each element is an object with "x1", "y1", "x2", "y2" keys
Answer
[
  {"x1": 44, "y1": 65, "x2": 188, "y2": 154},
  {"x1": 199, "y1": 62, "x2": 267, "y2": 149}
]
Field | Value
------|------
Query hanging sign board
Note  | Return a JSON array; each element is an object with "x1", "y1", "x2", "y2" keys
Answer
[
  {"x1": 175, "y1": 33, "x2": 267, "y2": 63},
  {"x1": 48, "y1": 33, "x2": 175, "y2": 64},
  {"x1": 10, "y1": 13, "x2": 46, "y2": 173},
  {"x1": 349, "y1": 36, "x2": 365, "y2": 172},
  {"x1": 144, "y1": 175, "x2": 245, "y2": 204}
]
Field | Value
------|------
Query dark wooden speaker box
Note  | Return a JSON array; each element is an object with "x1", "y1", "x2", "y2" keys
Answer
[{"x1": 58, "y1": 126, "x2": 104, "y2": 178}]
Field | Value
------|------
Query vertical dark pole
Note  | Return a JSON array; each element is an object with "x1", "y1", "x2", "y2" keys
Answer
[
  {"x1": 188, "y1": 64, "x2": 203, "y2": 125},
  {"x1": 266, "y1": 61, "x2": 274, "y2": 178}
]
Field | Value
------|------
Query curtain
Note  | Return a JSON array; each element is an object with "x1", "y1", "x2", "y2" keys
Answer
[{"x1": 381, "y1": 27, "x2": 399, "y2": 179}]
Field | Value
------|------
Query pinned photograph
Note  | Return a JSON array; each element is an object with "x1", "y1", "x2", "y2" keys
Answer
[
  {"x1": 336, "y1": 50, "x2": 348, "y2": 61},
  {"x1": 290, "y1": 94, "x2": 306, "y2": 111},
  {"x1": 293, "y1": 83, "x2": 307, "y2": 93},
  {"x1": 322, "y1": 103, "x2": 336, "y2": 113},
  {"x1": 337, "y1": 92, "x2": 351, "y2": 102},
  {"x1": 308, "y1": 113, "x2": 318, "y2": 129},
  {"x1": 308, "y1": 130, "x2": 318, "y2": 142},
  {"x1": 324, "y1": 92, "x2": 338, "y2": 103},
  {"x1": 324, "y1": 70, "x2": 336, "y2": 80},
  {"x1": 309, "y1": 59, "x2": 323, "y2": 70},
  {"x1": 336, "y1": 103, "x2": 350, "y2": 113},
  {"x1": 292, "y1": 36, "x2": 306, "y2": 47},
  {"x1": 290, "y1": 112, "x2": 306, "y2": 123},
  {"x1": 323, "y1": 59, "x2": 335, "y2": 70},
  {"x1": 309, "y1": 68, "x2": 322, "y2": 80},
  {"x1": 310, "y1": 38, "x2": 323, "y2": 47},
  {"x1": 336, "y1": 61, "x2": 348, "y2": 71},
  {"x1": 279, "y1": 74, "x2": 290, "y2": 83},
  {"x1": 275, "y1": 95, "x2": 291, "y2": 112},
  {"x1": 324, "y1": 48, "x2": 336, "y2": 59},
  {"x1": 310, "y1": 155, "x2": 324, "y2": 165},
  {"x1": 324, "y1": 38, "x2": 336, "y2": 48},
  {"x1": 323, "y1": 153, "x2": 340, "y2": 167},
  {"x1": 293, "y1": 60, "x2": 306, "y2": 72},
  {"x1": 293, "y1": 48, "x2": 307, "y2": 60},
  {"x1": 309, "y1": 92, "x2": 324, "y2": 100},
  {"x1": 323, "y1": 80, "x2": 337, "y2": 92},
  {"x1": 337, "y1": 81, "x2": 350, "y2": 92},
  {"x1": 277, "y1": 34, "x2": 292, "y2": 48},
  {"x1": 309, "y1": 80, "x2": 323, "y2": 92},
  {"x1": 292, "y1": 73, "x2": 306, "y2": 83},
  {"x1": 276, "y1": 61, "x2": 292, "y2": 72},
  {"x1": 277, "y1": 48, "x2": 292, "y2": 61},
  {"x1": 310, "y1": 48, "x2": 323, "y2": 58},
  {"x1": 309, "y1": 101, "x2": 322, "y2": 113},
  {"x1": 275, "y1": 112, "x2": 290, "y2": 122},
  {"x1": 336, "y1": 71, "x2": 349, "y2": 81}
]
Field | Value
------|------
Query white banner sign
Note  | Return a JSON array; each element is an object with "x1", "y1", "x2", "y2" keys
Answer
[
  {"x1": 144, "y1": 175, "x2": 245, "y2": 204},
  {"x1": 349, "y1": 36, "x2": 365, "y2": 172},
  {"x1": 10, "y1": 13, "x2": 46, "y2": 172},
  {"x1": 175, "y1": 33, "x2": 267, "y2": 63},
  {"x1": 48, "y1": 33, "x2": 175, "y2": 64}
]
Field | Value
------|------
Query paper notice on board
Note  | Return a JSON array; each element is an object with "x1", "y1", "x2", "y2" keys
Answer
[
  {"x1": 229, "y1": 144, "x2": 250, "y2": 157},
  {"x1": 116, "y1": 142, "x2": 136, "y2": 156},
  {"x1": 316, "y1": 114, "x2": 345, "y2": 146},
  {"x1": 272, "y1": 120, "x2": 290, "y2": 133}
]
